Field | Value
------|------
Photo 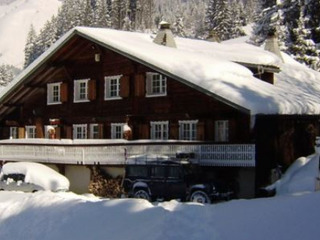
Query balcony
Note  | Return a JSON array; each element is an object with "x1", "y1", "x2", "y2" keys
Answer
[{"x1": 0, "y1": 139, "x2": 255, "y2": 167}]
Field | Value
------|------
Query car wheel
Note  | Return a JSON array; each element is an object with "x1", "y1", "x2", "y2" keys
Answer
[
  {"x1": 190, "y1": 190, "x2": 211, "y2": 204},
  {"x1": 133, "y1": 189, "x2": 151, "y2": 201}
]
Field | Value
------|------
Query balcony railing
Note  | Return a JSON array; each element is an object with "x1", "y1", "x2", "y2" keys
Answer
[{"x1": 0, "y1": 139, "x2": 255, "y2": 167}]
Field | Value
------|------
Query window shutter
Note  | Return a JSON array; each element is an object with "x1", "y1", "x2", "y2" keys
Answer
[
  {"x1": 139, "y1": 123, "x2": 149, "y2": 139},
  {"x1": 134, "y1": 74, "x2": 145, "y2": 97},
  {"x1": 18, "y1": 127, "x2": 25, "y2": 138},
  {"x1": 120, "y1": 75, "x2": 130, "y2": 98},
  {"x1": 60, "y1": 83, "x2": 68, "y2": 103},
  {"x1": 35, "y1": 119, "x2": 44, "y2": 138},
  {"x1": 88, "y1": 79, "x2": 96, "y2": 101},
  {"x1": 197, "y1": 122, "x2": 204, "y2": 140},
  {"x1": 55, "y1": 127, "x2": 61, "y2": 139},
  {"x1": 98, "y1": 124, "x2": 104, "y2": 139},
  {"x1": 145, "y1": 73, "x2": 152, "y2": 95},
  {"x1": 170, "y1": 123, "x2": 178, "y2": 139},
  {"x1": 65, "y1": 126, "x2": 72, "y2": 139}
]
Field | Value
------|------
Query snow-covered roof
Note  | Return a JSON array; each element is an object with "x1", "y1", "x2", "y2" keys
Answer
[{"x1": 2, "y1": 26, "x2": 320, "y2": 115}]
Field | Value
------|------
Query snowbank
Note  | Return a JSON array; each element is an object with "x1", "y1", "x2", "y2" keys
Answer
[
  {"x1": 0, "y1": 191, "x2": 320, "y2": 240},
  {"x1": 266, "y1": 153, "x2": 320, "y2": 196}
]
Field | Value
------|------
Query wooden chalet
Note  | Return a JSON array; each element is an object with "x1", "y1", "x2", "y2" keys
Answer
[{"x1": 0, "y1": 25, "x2": 319, "y2": 197}]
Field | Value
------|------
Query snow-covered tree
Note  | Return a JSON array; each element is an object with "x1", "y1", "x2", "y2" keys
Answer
[
  {"x1": 172, "y1": 14, "x2": 186, "y2": 37},
  {"x1": 288, "y1": 0, "x2": 320, "y2": 70},
  {"x1": 24, "y1": 25, "x2": 38, "y2": 68},
  {"x1": 305, "y1": 0, "x2": 320, "y2": 44},
  {"x1": 205, "y1": 0, "x2": 233, "y2": 41},
  {"x1": 0, "y1": 64, "x2": 14, "y2": 86},
  {"x1": 229, "y1": 0, "x2": 245, "y2": 39},
  {"x1": 94, "y1": 0, "x2": 112, "y2": 28}
]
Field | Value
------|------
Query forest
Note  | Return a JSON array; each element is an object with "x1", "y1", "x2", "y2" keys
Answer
[{"x1": 1, "y1": 0, "x2": 320, "y2": 86}]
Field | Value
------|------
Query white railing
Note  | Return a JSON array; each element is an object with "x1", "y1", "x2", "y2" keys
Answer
[{"x1": 0, "y1": 139, "x2": 255, "y2": 167}]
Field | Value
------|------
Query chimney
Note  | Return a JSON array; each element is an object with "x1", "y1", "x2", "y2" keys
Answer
[
  {"x1": 153, "y1": 21, "x2": 177, "y2": 48},
  {"x1": 264, "y1": 30, "x2": 284, "y2": 62}
]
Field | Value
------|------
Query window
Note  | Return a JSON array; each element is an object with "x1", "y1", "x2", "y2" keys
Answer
[
  {"x1": 47, "y1": 83, "x2": 61, "y2": 104},
  {"x1": 73, "y1": 124, "x2": 87, "y2": 139},
  {"x1": 9, "y1": 127, "x2": 18, "y2": 139},
  {"x1": 167, "y1": 166, "x2": 182, "y2": 179},
  {"x1": 90, "y1": 124, "x2": 100, "y2": 139},
  {"x1": 146, "y1": 72, "x2": 167, "y2": 97},
  {"x1": 111, "y1": 123, "x2": 125, "y2": 139},
  {"x1": 215, "y1": 120, "x2": 229, "y2": 142},
  {"x1": 74, "y1": 79, "x2": 89, "y2": 102},
  {"x1": 179, "y1": 120, "x2": 198, "y2": 140},
  {"x1": 150, "y1": 121, "x2": 168, "y2": 140},
  {"x1": 25, "y1": 126, "x2": 36, "y2": 139},
  {"x1": 151, "y1": 166, "x2": 166, "y2": 178},
  {"x1": 127, "y1": 166, "x2": 148, "y2": 177},
  {"x1": 105, "y1": 75, "x2": 122, "y2": 100}
]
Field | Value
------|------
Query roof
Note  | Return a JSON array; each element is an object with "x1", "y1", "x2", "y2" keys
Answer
[{"x1": 1, "y1": 26, "x2": 320, "y2": 115}]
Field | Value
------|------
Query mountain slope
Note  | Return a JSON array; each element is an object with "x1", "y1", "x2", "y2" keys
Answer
[{"x1": 0, "y1": 0, "x2": 61, "y2": 69}]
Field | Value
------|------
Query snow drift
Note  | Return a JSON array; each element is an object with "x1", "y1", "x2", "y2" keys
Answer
[{"x1": 0, "y1": 191, "x2": 320, "y2": 240}]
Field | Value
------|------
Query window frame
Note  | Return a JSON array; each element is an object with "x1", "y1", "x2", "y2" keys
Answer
[
  {"x1": 74, "y1": 79, "x2": 90, "y2": 103},
  {"x1": 104, "y1": 75, "x2": 122, "y2": 100},
  {"x1": 146, "y1": 72, "x2": 167, "y2": 97},
  {"x1": 73, "y1": 124, "x2": 87, "y2": 139},
  {"x1": 215, "y1": 120, "x2": 229, "y2": 142},
  {"x1": 25, "y1": 125, "x2": 36, "y2": 139},
  {"x1": 179, "y1": 120, "x2": 198, "y2": 141},
  {"x1": 9, "y1": 127, "x2": 18, "y2": 139},
  {"x1": 111, "y1": 123, "x2": 125, "y2": 139},
  {"x1": 150, "y1": 121, "x2": 169, "y2": 140},
  {"x1": 47, "y1": 82, "x2": 62, "y2": 105},
  {"x1": 89, "y1": 123, "x2": 100, "y2": 139}
]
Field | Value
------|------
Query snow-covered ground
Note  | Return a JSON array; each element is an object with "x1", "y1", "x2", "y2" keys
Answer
[
  {"x1": 0, "y1": 153, "x2": 319, "y2": 240},
  {"x1": 0, "y1": 190, "x2": 319, "y2": 240},
  {"x1": 0, "y1": 0, "x2": 61, "y2": 68}
]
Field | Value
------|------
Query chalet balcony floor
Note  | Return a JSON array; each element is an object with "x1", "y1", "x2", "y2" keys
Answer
[{"x1": 0, "y1": 139, "x2": 255, "y2": 167}]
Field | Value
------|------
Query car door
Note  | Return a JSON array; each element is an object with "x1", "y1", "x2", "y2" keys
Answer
[
  {"x1": 164, "y1": 166, "x2": 187, "y2": 200},
  {"x1": 149, "y1": 165, "x2": 166, "y2": 199}
]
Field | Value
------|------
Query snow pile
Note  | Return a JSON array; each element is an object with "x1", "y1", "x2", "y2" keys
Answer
[
  {"x1": 0, "y1": 190, "x2": 320, "y2": 240},
  {"x1": 0, "y1": 0, "x2": 61, "y2": 68},
  {"x1": 264, "y1": 149, "x2": 320, "y2": 196},
  {"x1": 0, "y1": 162, "x2": 70, "y2": 191}
]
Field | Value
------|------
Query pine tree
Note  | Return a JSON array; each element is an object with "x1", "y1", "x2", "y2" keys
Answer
[
  {"x1": 0, "y1": 64, "x2": 14, "y2": 86},
  {"x1": 289, "y1": 0, "x2": 320, "y2": 70},
  {"x1": 112, "y1": 0, "x2": 128, "y2": 29},
  {"x1": 305, "y1": 0, "x2": 320, "y2": 44},
  {"x1": 173, "y1": 14, "x2": 186, "y2": 37},
  {"x1": 24, "y1": 25, "x2": 37, "y2": 68},
  {"x1": 205, "y1": 0, "x2": 233, "y2": 41},
  {"x1": 94, "y1": 0, "x2": 112, "y2": 28},
  {"x1": 229, "y1": 0, "x2": 245, "y2": 39}
]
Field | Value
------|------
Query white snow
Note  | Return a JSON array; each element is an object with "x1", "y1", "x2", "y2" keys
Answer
[
  {"x1": 0, "y1": 161, "x2": 70, "y2": 191},
  {"x1": 0, "y1": 0, "x2": 61, "y2": 68},
  {"x1": 0, "y1": 186, "x2": 319, "y2": 239}
]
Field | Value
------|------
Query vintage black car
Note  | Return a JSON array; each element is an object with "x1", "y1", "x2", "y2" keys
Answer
[{"x1": 122, "y1": 155, "x2": 233, "y2": 204}]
